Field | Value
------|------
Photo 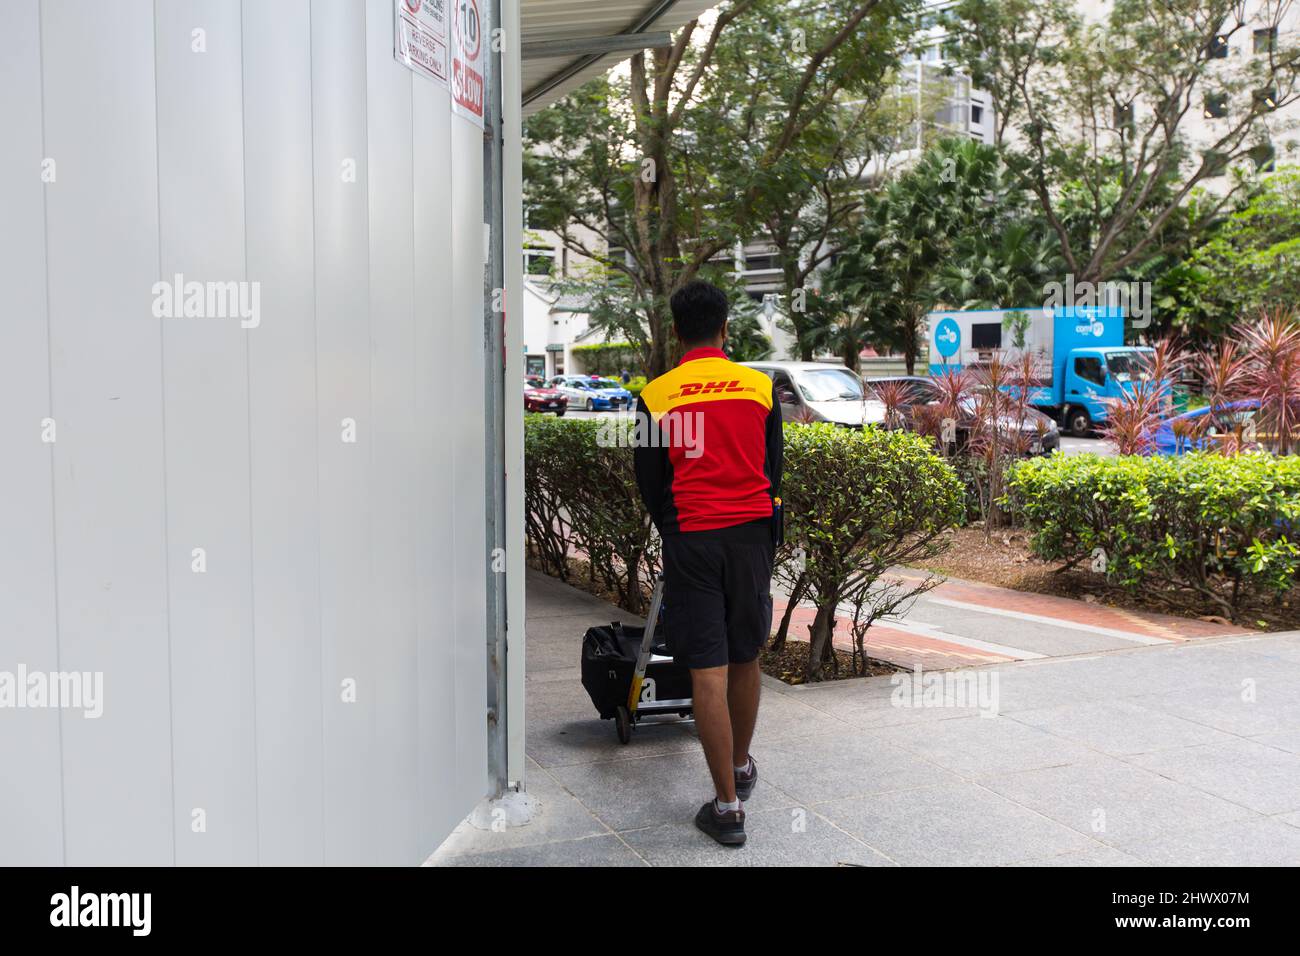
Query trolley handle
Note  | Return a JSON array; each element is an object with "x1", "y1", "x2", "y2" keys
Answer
[{"x1": 627, "y1": 576, "x2": 665, "y2": 714}]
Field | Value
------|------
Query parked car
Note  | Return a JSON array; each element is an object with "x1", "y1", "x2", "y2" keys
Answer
[
  {"x1": 548, "y1": 375, "x2": 634, "y2": 411},
  {"x1": 742, "y1": 361, "x2": 887, "y2": 426},
  {"x1": 524, "y1": 378, "x2": 567, "y2": 415},
  {"x1": 868, "y1": 376, "x2": 1060, "y2": 456},
  {"x1": 1148, "y1": 400, "x2": 1262, "y2": 455}
]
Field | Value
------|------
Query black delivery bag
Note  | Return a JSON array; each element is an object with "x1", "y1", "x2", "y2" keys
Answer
[{"x1": 581, "y1": 621, "x2": 693, "y2": 719}]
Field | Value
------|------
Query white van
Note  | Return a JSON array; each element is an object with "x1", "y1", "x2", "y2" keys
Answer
[{"x1": 741, "y1": 361, "x2": 886, "y2": 427}]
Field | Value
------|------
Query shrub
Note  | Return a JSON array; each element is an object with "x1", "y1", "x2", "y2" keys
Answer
[
  {"x1": 1005, "y1": 452, "x2": 1300, "y2": 621},
  {"x1": 570, "y1": 342, "x2": 640, "y2": 378},
  {"x1": 778, "y1": 424, "x2": 965, "y2": 680},
  {"x1": 523, "y1": 415, "x2": 658, "y2": 612}
]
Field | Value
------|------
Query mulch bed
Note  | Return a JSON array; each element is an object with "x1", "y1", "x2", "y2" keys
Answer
[
  {"x1": 909, "y1": 525, "x2": 1300, "y2": 632},
  {"x1": 759, "y1": 639, "x2": 899, "y2": 685}
]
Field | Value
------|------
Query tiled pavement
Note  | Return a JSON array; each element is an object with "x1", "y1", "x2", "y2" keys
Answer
[
  {"x1": 774, "y1": 570, "x2": 1249, "y2": 672},
  {"x1": 428, "y1": 570, "x2": 1300, "y2": 867}
]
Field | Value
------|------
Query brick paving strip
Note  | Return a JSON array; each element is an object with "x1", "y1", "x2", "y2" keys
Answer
[{"x1": 774, "y1": 570, "x2": 1251, "y2": 672}]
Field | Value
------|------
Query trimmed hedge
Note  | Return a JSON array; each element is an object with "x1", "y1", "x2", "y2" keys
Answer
[
  {"x1": 524, "y1": 415, "x2": 969, "y2": 677},
  {"x1": 779, "y1": 424, "x2": 965, "y2": 678},
  {"x1": 523, "y1": 413, "x2": 658, "y2": 613},
  {"x1": 571, "y1": 342, "x2": 640, "y2": 377},
  {"x1": 1005, "y1": 452, "x2": 1300, "y2": 621}
]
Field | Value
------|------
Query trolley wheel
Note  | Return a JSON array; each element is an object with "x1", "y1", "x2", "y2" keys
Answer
[{"x1": 615, "y1": 706, "x2": 632, "y2": 744}]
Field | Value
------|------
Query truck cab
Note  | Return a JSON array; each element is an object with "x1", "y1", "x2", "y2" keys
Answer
[{"x1": 1060, "y1": 345, "x2": 1155, "y2": 436}]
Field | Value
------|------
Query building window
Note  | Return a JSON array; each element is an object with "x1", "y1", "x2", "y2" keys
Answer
[
  {"x1": 970, "y1": 104, "x2": 983, "y2": 125},
  {"x1": 1113, "y1": 103, "x2": 1134, "y2": 132},
  {"x1": 1203, "y1": 150, "x2": 1229, "y2": 177},
  {"x1": 1208, "y1": 34, "x2": 1229, "y2": 58},
  {"x1": 1204, "y1": 93, "x2": 1228, "y2": 118},
  {"x1": 1248, "y1": 142, "x2": 1276, "y2": 172},
  {"x1": 524, "y1": 246, "x2": 555, "y2": 276},
  {"x1": 1254, "y1": 27, "x2": 1277, "y2": 54},
  {"x1": 1254, "y1": 87, "x2": 1278, "y2": 111},
  {"x1": 743, "y1": 253, "x2": 781, "y2": 272}
]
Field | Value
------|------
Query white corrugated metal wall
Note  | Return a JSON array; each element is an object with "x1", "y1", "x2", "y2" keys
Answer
[{"x1": 0, "y1": 0, "x2": 489, "y2": 865}]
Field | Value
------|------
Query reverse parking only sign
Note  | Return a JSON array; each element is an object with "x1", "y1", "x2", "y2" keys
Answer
[{"x1": 394, "y1": 0, "x2": 449, "y2": 87}]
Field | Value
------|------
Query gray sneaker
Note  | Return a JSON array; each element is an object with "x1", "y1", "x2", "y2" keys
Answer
[
  {"x1": 694, "y1": 800, "x2": 746, "y2": 846},
  {"x1": 735, "y1": 756, "x2": 758, "y2": 802}
]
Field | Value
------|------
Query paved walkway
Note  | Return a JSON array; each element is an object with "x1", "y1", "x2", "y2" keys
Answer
[
  {"x1": 429, "y1": 570, "x2": 1300, "y2": 867},
  {"x1": 776, "y1": 570, "x2": 1248, "y2": 672}
]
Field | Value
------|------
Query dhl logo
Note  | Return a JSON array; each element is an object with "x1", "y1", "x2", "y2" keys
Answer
[{"x1": 677, "y1": 379, "x2": 745, "y2": 396}]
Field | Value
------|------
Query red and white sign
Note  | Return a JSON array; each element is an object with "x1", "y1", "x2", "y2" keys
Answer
[
  {"x1": 394, "y1": 0, "x2": 448, "y2": 87},
  {"x1": 450, "y1": 0, "x2": 486, "y2": 127}
]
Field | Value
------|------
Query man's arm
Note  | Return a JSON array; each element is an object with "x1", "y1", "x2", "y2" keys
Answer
[
  {"x1": 765, "y1": 392, "x2": 783, "y2": 499},
  {"x1": 633, "y1": 396, "x2": 667, "y2": 531}
]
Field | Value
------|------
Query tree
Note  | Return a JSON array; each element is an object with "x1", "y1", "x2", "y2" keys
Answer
[
  {"x1": 1160, "y1": 166, "x2": 1300, "y2": 341},
  {"x1": 950, "y1": 0, "x2": 1300, "y2": 285},
  {"x1": 524, "y1": 0, "x2": 918, "y2": 378},
  {"x1": 760, "y1": 64, "x2": 954, "y2": 360},
  {"x1": 825, "y1": 138, "x2": 1017, "y2": 373},
  {"x1": 932, "y1": 221, "x2": 1064, "y2": 311},
  {"x1": 941, "y1": 0, "x2": 1073, "y2": 147}
]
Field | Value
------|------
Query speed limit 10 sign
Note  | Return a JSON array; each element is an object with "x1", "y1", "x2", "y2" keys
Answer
[{"x1": 450, "y1": 0, "x2": 486, "y2": 127}]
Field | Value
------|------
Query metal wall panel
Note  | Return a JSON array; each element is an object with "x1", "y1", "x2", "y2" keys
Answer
[
  {"x1": 412, "y1": 69, "x2": 463, "y2": 850},
  {"x1": 363, "y1": 0, "x2": 421, "y2": 863},
  {"x1": 310, "y1": 0, "x2": 382, "y2": 865},
  {"x1": 1, "y1": 0, "x2": 491, "y2": 865},
  {"x1": 450, "y1": 113, "x2": 489, "y2": 813},
  {"x1": 241, "y1": 0, "x2": 325, "y2": 866},
  {"x1": 39, "y1": 0, "x2": 174, "y2": 865},
  {"x1": 0, "y1": 0, "x2": 63, "y2": 866},
  {"x1": 154, "y1": 0, "x2": 259, "y2": 866}
]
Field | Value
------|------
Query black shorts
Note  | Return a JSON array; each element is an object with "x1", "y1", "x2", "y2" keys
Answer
[{"x1": 661, "y1": 519, "x2": 775, "y2": 670}]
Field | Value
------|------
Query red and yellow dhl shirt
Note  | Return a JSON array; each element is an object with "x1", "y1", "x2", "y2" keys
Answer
[{"x1": 633, "y1": 347, "x2": 783, "y2": 534}]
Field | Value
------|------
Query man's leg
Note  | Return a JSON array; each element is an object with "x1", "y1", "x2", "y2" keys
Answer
[
  {"x1": 690, "y1": 664, "x2": 736, "y2": 803},
  {"x1": 727, "y1": 659, "x2": 760, "y2": 767}
]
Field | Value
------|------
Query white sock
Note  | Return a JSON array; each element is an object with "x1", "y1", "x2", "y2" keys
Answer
[
  {"x1": 734, "y1": 757, "x2": 752, "y2": 775},
  {"x1": 715, "y1": 797, "x2": 741, "y2": 813}
]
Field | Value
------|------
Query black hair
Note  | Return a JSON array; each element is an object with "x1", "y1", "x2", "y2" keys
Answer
[{"x1": 670, "y1": 281, "x2": 729, "y2": 345}]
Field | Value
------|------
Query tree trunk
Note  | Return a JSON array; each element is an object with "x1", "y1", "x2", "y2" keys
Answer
[
  {"x1": 805, "y1": 593, "x2": 839, "y2": 682},
  {"x1": 771, "y1": 571, "x2": 807, "y2": 653},
  {"x1": 842, "y1": 342, "x2": 860, "y2": 373},
  {"x1": 647, "y1": 296, "x2": 674, "y2": 378}
]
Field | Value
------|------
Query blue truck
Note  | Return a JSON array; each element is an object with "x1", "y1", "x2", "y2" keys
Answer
[{"x1": 926, "y1": 306, "x2": 1156, "y2": 436}]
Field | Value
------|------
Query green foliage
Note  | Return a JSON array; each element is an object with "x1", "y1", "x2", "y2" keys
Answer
[
  {"x1": 523, "y1": 415, "x2": 658, "y2": 613},
  {"x1": 780, "y1": 424, "x2": 964, "y2": 677},
  {"x1": 571, "y1": 342, "x2": 640, "y2": 377},
  {"x1": 1005, "y1": 452, "x2": 1300, "y2": 621},
  {"x1": 948, "y1": 0, "x2": 1300, "y2": 286},
  {"x1": 1162, "y1": 168, "x2": 1300, "y2": 341},
  {"x1": 524, "y1": 0, "x2": 919, "y2": 376},
  {"x1": 824, "y1": 138, "x2": 1047, "y2": 372}
]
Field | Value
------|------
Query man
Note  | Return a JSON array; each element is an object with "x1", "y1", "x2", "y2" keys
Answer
[{"x1": 633, "y1": 280, "x2": 782, "y2": 847}]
